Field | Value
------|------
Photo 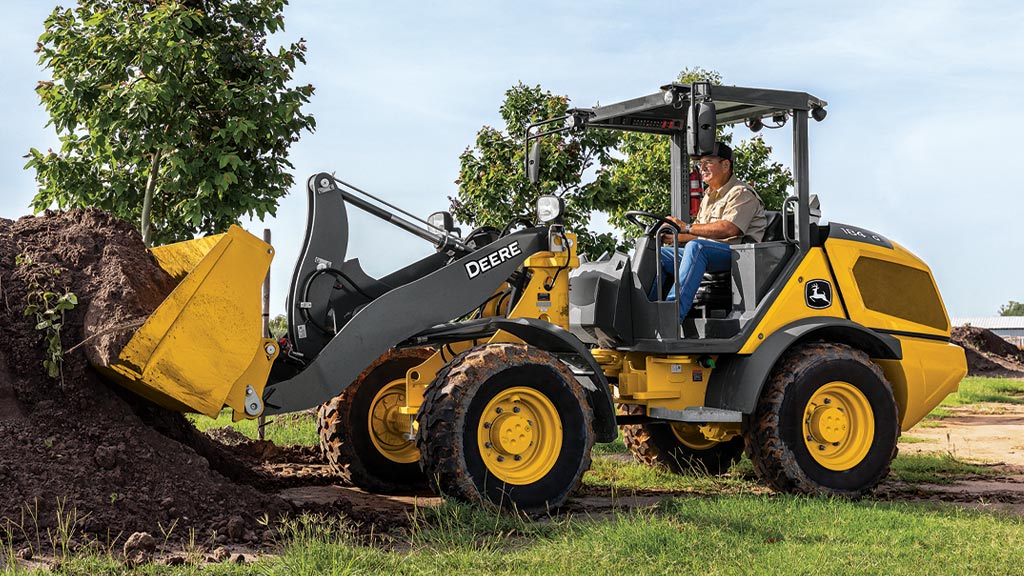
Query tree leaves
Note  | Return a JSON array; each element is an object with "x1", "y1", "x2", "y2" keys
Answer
[
  {"x1": 27, "y1": 0, "x2": 316, "y2": 246},
  {"x1": 453, "y1": 69, "x2": 794, "y2": 259}
]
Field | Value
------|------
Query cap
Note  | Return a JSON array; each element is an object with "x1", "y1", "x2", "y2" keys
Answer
[{"x1": 696, "y1": 142, "x2": 732, "y2": 163}]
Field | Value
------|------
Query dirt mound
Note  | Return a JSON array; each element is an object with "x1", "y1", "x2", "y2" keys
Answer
[
  {"x1": 951, "y1": 325, "x2": 1024, "y2": 378},
  {"x1": 0, "y1": 209, "x2": 290, "y2": 549}
]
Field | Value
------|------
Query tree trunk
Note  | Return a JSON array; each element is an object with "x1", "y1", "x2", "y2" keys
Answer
[{"x1": 141, "y1": 150, "x2": 164, "y2": 248}]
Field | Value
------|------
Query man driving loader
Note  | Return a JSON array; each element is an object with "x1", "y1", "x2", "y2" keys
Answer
[{"x1": 656, "y1": 141, "x2": 767, "y2": 321}]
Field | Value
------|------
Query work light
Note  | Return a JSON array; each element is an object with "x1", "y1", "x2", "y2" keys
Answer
[{"x1": 536, "y1": 195, "x2": 564, "y2": 223}]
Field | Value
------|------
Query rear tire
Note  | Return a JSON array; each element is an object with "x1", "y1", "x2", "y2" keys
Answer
[
  {"x1": 621, "y1": 405, "x2": 744, "y2": 475},
  {"x1": 317, "y1": 347, "x2": 433, "y2": 493},
  {"x1": 417, "y1": 343, "x2": 594, "y2": 511},
  {"x1": 746, "y1": 343, "x2": 899, "y2": 497}
]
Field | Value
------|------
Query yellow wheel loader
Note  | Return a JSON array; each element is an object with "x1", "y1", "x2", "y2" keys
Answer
[{"x1": 94, "y1": 82, "x2": 966, "y2": 510}]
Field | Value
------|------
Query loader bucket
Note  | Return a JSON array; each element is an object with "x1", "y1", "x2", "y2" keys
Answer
[{"x1": 96, "y1": 225, "x2": 279, "y2": 420}]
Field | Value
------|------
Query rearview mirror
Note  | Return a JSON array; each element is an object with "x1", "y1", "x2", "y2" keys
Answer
[
  {"x1": 427, "y1": 211, "x2": 457, "y2": 235},
  {"x1": 528, "y1": 141, "x2": 541, "y2": 185},
  {"x1": 687, "y1": 100, "x2": 717, "y2": 157}
]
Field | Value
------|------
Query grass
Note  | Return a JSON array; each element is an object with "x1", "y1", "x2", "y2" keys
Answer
[
  {"x1": 937, "y1": 377, "x2": 1024, "y2": 408},
  {"x1": 890, "y1": 453, "x2": 996, "y2": 484},
  {"x1": 36, "y1": 497, "x2": 1024, "y2": 575},
  {"x1": 188, "y1": 409, "x2": 319, "y2": 447},
  {"x1": 14, "y1": 378, "x2": 1022, "y2": 574}
]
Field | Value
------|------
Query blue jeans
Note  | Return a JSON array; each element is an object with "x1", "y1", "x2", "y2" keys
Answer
[{"x1": 654, "y1": 239, "x2": 732, "y2": 321}]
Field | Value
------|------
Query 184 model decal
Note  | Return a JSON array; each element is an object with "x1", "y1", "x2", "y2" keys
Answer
[{"x1": 465, "y1": 241, "x2": 522, "y2": 279}]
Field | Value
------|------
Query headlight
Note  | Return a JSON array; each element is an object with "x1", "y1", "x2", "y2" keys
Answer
[{"x1": 536, "y1": 195, "x2": 564, "y2": 223}]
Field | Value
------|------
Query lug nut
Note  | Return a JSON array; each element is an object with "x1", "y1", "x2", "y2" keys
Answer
[
  {"x1": 496, "y1": 407, "x2": 503, "y2": 414},
  {"x1": 497, "y1": 456, "x2": 505, "y2": 462},
  {"x1": 824, "y1": 398, "x2": 831, "y2": 404},
  {"x1": 513, "y1": 406, "x2": 521, "y2": 413},
  {"x1": 514, "y1": 455, "x2": 522, "y2": 461},
  {"x1": 806, "y1": 435, "x2": 814, "y2": 441},
  {"x1": 484, "y1": 442, "x2": 492, "y2": 448},
  {"x1": 483, "y1": 422, "x2": 491, "y2": 429}
]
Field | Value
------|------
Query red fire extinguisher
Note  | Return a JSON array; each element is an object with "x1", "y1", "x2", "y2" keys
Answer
[{"x1": 689, "y1": 168, "x2": 703, "y2": 218}]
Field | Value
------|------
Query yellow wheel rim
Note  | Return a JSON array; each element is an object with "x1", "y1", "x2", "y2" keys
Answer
[
  {"x1": 670, "y1": 423, "x2": 717, "y2": 450},
  {"x1": 802, "y1": 382, "x2": 874, "y2": 471},
  {"x1": 477, "y1": 386, "x2": 562, "y2": 485},
  {"x1": 368, "y1": 379, "x2": 419, "y2": 464}
]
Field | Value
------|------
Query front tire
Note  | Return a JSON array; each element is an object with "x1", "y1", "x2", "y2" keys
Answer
[
  {"x1": 746, "y1": 343, "x2": 899, "y2": 497},
  {"x1": 417, "y1": 343, "x2": 594, "y2": 511},
  {"x1": 317, "y1": 347, "x2": 433, "y2": 493}
]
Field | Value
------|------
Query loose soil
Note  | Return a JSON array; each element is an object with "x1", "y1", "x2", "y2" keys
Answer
[
  {"x1": 951, "y1": 325, "x2": 1024, "y2": 379},
  {"x1": 3, "y1": 210, "x2": 1024, "y2": 568},
  {"x1": 0, "y1": 210, "x2": 293, "y2": 555}
]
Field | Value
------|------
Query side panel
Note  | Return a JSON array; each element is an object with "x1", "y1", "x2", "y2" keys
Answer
[
  {"x1": 825, "y1": 232, "x2": 951, "y2": 338},
  {"x1": 876, "y1": 337, "x2": 967, "y2": 430},
  {"x1": 738, "y1": 247, "x2": 846, "y2": 355}
]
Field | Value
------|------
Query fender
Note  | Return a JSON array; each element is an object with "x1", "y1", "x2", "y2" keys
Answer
[
  {"x1": 410, "y1": 316, "x2": 618, "y2": 443},
  {"x1": 705, "y1": 317, "x2": 903, "y2": 415}
]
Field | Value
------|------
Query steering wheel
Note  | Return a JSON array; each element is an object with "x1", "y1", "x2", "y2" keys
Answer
[{"x1": 624, "y1": 210, "x2": 681, "y2": 237}]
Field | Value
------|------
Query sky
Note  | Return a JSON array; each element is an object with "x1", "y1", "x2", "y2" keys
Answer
[{"x1": 1, "y1": 0, "x2": 1022, "y2": 318}]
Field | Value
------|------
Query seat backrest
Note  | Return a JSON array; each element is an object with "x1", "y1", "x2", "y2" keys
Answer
[
  {"x1": 762, "y1": 210, "x2": 784, "y2": 242},
  {"x1": 630, "y1": 235, "x2": 659, "y2": 296}
]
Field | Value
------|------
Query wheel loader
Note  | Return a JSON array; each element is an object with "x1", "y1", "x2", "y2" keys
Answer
[{"x1": 94, "y1": 82, "x2": 966, "y2": 510}]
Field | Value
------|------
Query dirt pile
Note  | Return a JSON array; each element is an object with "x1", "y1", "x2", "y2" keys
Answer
[
  {"x1": 951, "y1": 325, "x2": 1024, "y2": 378},
  {"x1": 0, "y1": 209, "x2": 290, "y2": 550}
]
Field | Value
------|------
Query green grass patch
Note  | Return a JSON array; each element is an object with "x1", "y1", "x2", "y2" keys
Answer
[
  {"x1": 591, "y1": 431, "x2": 627, "y2": 455},
  {"x1": 940, "y1": 377, "x2": 1024, "y2": 407},
  {"x1": 45, "y1": 496, "x2": 1024, "y2": 575},
  {"x1": 187, "y1": 409, "x2": 318, "y2": 447},
  {"x1": 585, "y1": 453, "x2": 758, "y2": 493},
  {"x1": 890, "y1": 453, "x2": 996, "y2": 485},
  {"x1": 898, "y1": 435, "x2": 931, "y2": 444}
]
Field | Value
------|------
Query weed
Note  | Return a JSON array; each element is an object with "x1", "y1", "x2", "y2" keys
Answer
[
  {"x1": 48, "y1": 497, "x2": 88, "y2": 564},
  {"x1": 15, "y1": 252, "x2": 77, "y2": 383}
]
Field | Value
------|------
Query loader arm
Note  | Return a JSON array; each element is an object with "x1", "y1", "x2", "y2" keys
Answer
[{"x1": 262, "y1": 228, "x2": 550, "y2": 414}]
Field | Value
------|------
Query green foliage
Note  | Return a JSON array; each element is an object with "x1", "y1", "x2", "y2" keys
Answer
[
  {"x1": 16, "y1": 253, "x2": 77, "y2": 381},
  {"x1": 453, "y1": 82, "x2": 621, "y2": 257},
  {"x1": 999, "y1": 300, "x2": 1024, "y2": 316},
  {"x1": 26, "y1": 0, "x2": 316, "y2": 246},
  {"x1": 269, "y1": 313, "x2": 288, "y2": 339},
  {"x1": 454, "y1": 69, "x2": 793, "y2": 258},
  {"x1": 602, "y1": 67, "x2": 793, "y2": 238}
]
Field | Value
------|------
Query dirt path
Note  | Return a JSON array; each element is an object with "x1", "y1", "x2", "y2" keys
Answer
[{"x1": 880, "y1": 403, "x2": 1024, "y2": 516}]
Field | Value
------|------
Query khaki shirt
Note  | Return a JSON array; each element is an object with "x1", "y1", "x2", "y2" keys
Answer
[{"x1": 694, "y1": 175, "x2": 767, "y2": 244}]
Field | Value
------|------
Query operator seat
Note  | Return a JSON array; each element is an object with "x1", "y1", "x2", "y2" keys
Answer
[{"x1": 690, "y1": 210, "x2": 784, "y2": 317}]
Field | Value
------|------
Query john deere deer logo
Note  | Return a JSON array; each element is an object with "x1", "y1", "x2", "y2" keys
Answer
[{"x1": 805, "y1": 279, "x2": 832, "y2": 310}]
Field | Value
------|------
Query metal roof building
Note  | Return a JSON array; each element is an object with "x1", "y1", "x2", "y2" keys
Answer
[{"x1": 952, "y1": 316, "x2": 1024, "y2": 346}]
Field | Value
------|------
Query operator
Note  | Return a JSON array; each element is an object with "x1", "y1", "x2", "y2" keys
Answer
[{"x1": 656, "y1": 141, "x2": 767, "y2": 321}]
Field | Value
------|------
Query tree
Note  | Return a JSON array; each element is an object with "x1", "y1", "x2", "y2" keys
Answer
[
  {"x1": 999, "y1": 301, "x2": 1024, "y2": 316},
  {"x1": 269, "y1": 313, "x2": 288, "y2": 338},
  {"x1": 454, "y1": 69, "x2": 793, "y2": 258},
  {"x1": 598, "y1": 67, "x2": 793, "y2": 238},
  {"x1": 453, "y1": 83, "x2": 621, "y2": 257},
  {"x1": 25, "y1": 0, "x2": 315, "y2": 246}
]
